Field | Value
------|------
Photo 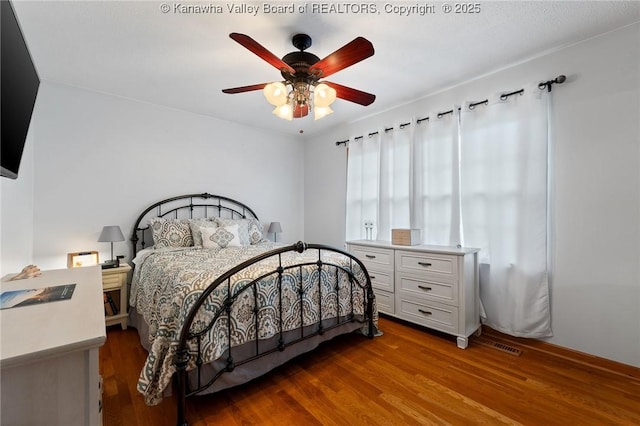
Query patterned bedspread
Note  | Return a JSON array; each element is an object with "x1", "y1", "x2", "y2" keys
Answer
[{"x1": 130, "y1": 242, "x2": 374, "y2": 405}]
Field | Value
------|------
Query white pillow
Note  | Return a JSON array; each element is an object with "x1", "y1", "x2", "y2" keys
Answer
[
  {"x1": 201, "y1": 224, "x2": 242, "y2": 249},
  {"x1": 214, "y1": 218, "x2": 251, "y2": 246},
  {"x1": 189, "y1": 219, "x2": 218, "y2": 247}
]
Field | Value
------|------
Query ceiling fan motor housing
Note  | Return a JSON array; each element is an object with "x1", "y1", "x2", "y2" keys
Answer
[
  {"x1": 281, "y1": 51, "x2": 321, "y2": 83},
  {"x1": 281, "y1": 34, "x2": 322, "y2": 84}
]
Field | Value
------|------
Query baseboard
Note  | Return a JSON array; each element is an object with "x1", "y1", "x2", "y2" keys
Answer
[
  {"x1": 482, "y1": 326, "x2": 640, "y2": 381},
  {"x1": 379, "y1": 314, "x2": 640, "y2": 381}
]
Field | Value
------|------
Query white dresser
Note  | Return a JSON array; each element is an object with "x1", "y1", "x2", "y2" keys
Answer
[
  {"x1": 1, "y1": 266, "x2": 106, "y2": 425},
  {"x1": 347, "y1": 240, "x2": 480, "y2": 349}
]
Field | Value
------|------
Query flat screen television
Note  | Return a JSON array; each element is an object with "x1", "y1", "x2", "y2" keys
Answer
[{"x1": 1, "y1": 0, "x2": 40, "y2": 179}]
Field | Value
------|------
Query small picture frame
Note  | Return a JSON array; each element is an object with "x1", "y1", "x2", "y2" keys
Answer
[{"x1": 67, "y1": 251, "x2": 99, "y2": 268}]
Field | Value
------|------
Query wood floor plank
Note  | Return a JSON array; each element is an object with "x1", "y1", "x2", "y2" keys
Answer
[{"x1": 100, "y1": 317, "x2": 640, "y2": 426}]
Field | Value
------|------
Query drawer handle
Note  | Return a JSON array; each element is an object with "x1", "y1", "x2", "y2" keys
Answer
[
  {"x1": 365, "y1": 255, "x2": 376, "y2": 259},
  {"x1": 418, "y1": 262, "x2": 432, "y2": 267},
  {"x1": 369, "y1": 275, "x2": 376, "y2": 279},
  {"x1": 418, "y1": 309, "x2": 432, "y2": 316},
  {"x1": 418, "y1": 285, "x2": 432, "y2": 292}
]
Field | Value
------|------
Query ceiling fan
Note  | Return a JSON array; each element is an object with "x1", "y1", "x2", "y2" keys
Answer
[{"x1": 222, "y1": 33, "x2": 375, "y2": 121}]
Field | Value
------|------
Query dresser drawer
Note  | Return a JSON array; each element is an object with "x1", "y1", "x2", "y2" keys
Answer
[
  {"x1": 396, "y1": 251, "x2": 457, "y2": 278},
  {"x1": 396, "y1": 297, "x2": 458, "y2": 334},
  {"x1": 351, "y1": 246, "x2": 394, "y2": 269},
  {"x1": 368, "y1": 269, "x2": 394, "y2": 292},
  {"x1": 373, "y1": 289, "x2": 394, "y2": 315},
  {"x1": 396, "y1": 274, "x2": 458, "y2": 305}
]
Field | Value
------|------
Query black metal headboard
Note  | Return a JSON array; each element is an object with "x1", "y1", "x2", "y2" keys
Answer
[{"x1": 131, "y1": 193, "x2": 259, "y2": 257}]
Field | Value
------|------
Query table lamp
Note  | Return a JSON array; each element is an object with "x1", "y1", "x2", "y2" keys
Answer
[
  {"x1": 98, "y1": 225, "x2": 124, "y2": 268},
  {"x1": 268, "y1": 222, "x2": 282, "y2": 242}
]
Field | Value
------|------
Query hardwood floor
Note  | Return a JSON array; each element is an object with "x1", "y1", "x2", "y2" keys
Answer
[{"x1": 100, "y1": 317, "x2": 640, "y2": 426}]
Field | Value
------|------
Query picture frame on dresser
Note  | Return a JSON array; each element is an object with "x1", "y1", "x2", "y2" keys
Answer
[{"x1": 347, "y1": 240, "x2": 480, "y2": 349}]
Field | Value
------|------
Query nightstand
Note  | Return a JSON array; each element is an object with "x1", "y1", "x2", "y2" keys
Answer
[{"x1": 101, "y1": 263, "x2": 131, "y2": 329}]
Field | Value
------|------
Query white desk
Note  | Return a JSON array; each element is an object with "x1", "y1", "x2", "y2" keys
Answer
[{"x1": 1, "y1": 266, "x2": 106, "y2": 426}]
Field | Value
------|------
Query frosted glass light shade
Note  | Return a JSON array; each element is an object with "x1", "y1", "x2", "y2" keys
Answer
[
  {"x1": 314, "y1": 106, "x2": 334, "y2": 120},
  {"x1": 273, "y1": 104, "x2": 293, "y2": 120},
  {"x1": 263, "y1": 82, "x2": 288, "y2": 106},
  {"x1": 314, "y1": 83, "x2": 337, "y2": 107}
]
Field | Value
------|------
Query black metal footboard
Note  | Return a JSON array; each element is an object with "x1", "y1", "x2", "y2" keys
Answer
[{"x1": 174, "y1": 241, "x2": 375, "y2": 426}]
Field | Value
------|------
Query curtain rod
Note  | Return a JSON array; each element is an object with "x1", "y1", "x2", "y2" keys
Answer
[{"x1": 335, "y1": 75, "x2": 566, "y2": 146}]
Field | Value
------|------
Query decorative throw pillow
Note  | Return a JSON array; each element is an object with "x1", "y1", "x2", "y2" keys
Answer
[
  {"x1": 189, "y1": 218, "x2": 218, "y2": 247},
  {"x1": 214, "y1": 218, "x2": 250, "y2": 246},
  {"x1": 201, "y1": 224, "x2": 242, "y2": 249},
  {"x1": 247, "y1": 218, "x2": 265, "y2": 244},
  {"x1": 150, "y1": 217, "x2": 193, "y2": 248}
]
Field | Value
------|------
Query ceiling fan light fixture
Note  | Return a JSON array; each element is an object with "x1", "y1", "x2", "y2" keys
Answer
[
  {"x1": 314, "y1": 106, "x2": 334, "y2": 120},
  {"x1": 223, "y1": 33, "x2": 375, "y2": 121},
  {"x1": 314, "y1": 83, "x2": 337, "y2": 108},
  {"x1": 263, "y1": 82, "x2": 288, "y2": 106},
  {"x1": 273, "y1": 103, "x2": 293, "y2": 120}
]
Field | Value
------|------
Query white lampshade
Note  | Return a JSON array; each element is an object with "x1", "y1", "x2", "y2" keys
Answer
[
  {"x1": 268, "y1": 222, "x2": 282, "y2": 234},
  {"x1": 314, "y1": 106, "x2": 334, "y2": 120},
  {"x1": 98, "y1": 225, "x2": 124, "y2": 243},
  {"x1": 263, "y1": 82, "x2": 288, "y2": 106},
  {"x1": 98, "y1": 225, "x2": 124, "y2": 262},
  {"x1": 268, "y1": 222, "x2": 282, "y2": 242},
  {"x1": 273, "y1": 104, "x2": 293, "y2": 120},
  {"x1": 314, "y1": 83, "x2": 337, "y2": 107}
]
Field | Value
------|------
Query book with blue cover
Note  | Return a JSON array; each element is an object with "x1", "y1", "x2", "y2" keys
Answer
[{"x1": 0, "y1": 283, "x2": 76, "y2": 309}]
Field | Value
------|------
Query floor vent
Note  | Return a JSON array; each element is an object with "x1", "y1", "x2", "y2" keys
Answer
[{"x1": 475, "y1": 337, "x2": 523, "y2": 356}]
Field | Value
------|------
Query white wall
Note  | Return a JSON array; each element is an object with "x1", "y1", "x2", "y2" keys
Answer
[
  {"x1": 0, "y1": 110, "x2": 36, "y2": 278},
  {"x1": 305, "y1": 23, "x2": 640, "y2": 368},
  {"x1": 14, "y1": 82, "x2": 303, "y2": 271}
]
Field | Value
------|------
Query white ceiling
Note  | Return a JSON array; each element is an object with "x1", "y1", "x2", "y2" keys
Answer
[{"x1": 12, "y1": 1, "x2": 640, "y2": 137}]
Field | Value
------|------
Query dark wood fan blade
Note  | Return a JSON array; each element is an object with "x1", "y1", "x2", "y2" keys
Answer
[
  {"x1": 222, "y1": 83, "x2": 268, "y2": 94},
  {"x1": 325, "y1": 82, "x2": 376, "y2": 106},
  {"x1": 309, "y1": 37, "x2": 374, "y2": 78},
  {"x1": 229, "y1": 33, "x2": 296, "y2": 74}
]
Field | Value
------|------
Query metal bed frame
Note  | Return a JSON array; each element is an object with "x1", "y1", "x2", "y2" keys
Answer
[
  {"x1": 131, "y1": 193, "x2": 375, "y2": 426},
  {"x1": 132, "y1": 193, "x2": 259, "y2": 257}
]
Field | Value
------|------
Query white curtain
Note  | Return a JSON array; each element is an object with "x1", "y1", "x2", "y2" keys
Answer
[
  {"x1": 378, "y1": 125, "x2": 412, "y2": 241},
  {"x1": 345, "y1": 133, "x2": 380, "y2": 241},
  {"x1": 459, "y1": 87, "x2": 552, "y2": 337},
  {"x1": 344, "y1": 85, "x2": 552, "y2": 338},
  {"x1": 412, "y1": 111, "x2": 462, "y2": 246}
]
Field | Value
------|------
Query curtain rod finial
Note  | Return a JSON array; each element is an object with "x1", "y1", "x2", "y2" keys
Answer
[{"x1": 539, "y1": 74, "x2": 566, "y2": 92}]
